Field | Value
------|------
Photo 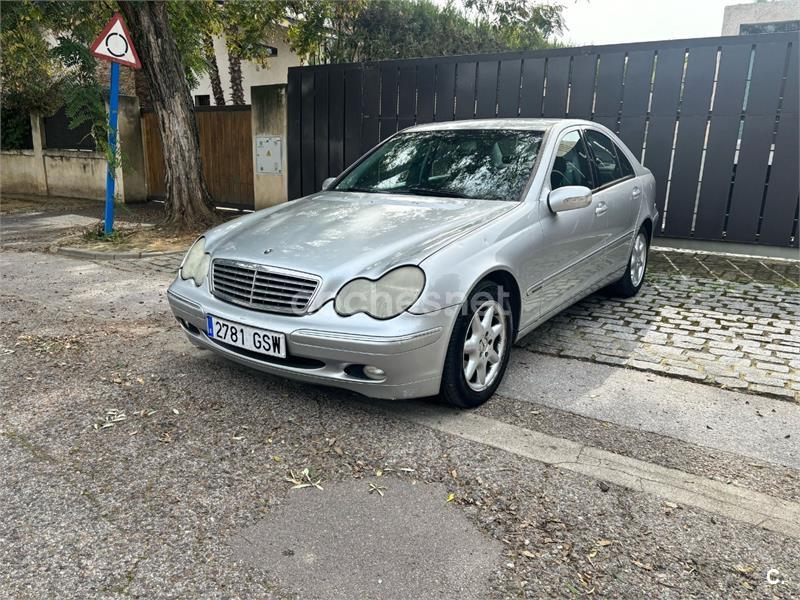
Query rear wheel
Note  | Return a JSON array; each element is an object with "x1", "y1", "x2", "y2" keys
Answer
[
  {"x1": 440, "y1": 281, "x2": 513, "y2": 408},
  {"x1": 608, "y1": 226, "x2": 649, "y2": 297}
]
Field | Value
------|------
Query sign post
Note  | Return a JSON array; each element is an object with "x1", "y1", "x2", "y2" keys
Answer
[{"x1": 89, "y1": 13, "x2": 142, "y2": 235}]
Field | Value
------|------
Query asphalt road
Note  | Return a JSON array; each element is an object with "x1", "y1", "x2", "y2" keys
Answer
[{"x1": 1, "y1": 251, "x2": 798, "y2": 599}]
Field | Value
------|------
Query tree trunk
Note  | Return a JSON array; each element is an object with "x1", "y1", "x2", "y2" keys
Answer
[
  {"x1": 225, "y1": 26, "x2": 245, "y2": 106},
  {"x1": 227, "y1": 49, "x2": 245, "y2": 105},
  {"x1": 118, "y1": 1, "x2": 216, "y2": 231},
  {"x1": 203, "y1": 34, "x2": 225, "y2": 106}
]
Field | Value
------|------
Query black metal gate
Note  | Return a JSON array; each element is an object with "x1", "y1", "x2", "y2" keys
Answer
[{"x1": 288, "y1": 33, "x2": 799, "y2": 247}]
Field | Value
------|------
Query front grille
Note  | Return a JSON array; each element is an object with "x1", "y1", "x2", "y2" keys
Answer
[{"x1": 211, "y1": 259, "x2": 321, "y2": 315}]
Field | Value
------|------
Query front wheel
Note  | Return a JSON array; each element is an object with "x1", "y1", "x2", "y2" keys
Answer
[
  {"x1": 440, "y1": 281, "x2": 513, "y2": 408},
  {"x1": 608, "y1": 226, "x2": 649, "y2": 297}
]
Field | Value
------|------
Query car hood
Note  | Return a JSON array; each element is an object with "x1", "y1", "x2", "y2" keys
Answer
[{"x1": 206, "y1": 191, "x2": 516, "y2": 307}]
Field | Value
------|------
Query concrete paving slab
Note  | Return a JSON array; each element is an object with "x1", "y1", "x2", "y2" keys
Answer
[
  {"x1": 499, "y1": 350, "x2": 800, "y2": 469},
  {"x1": 231, "y1": 480, "x2": 502, "y2": 600}
]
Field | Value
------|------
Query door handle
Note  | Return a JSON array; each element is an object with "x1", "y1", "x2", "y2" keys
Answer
[
  {"x1": 595, "y1": 201, "x2": 607, "y2": 216},
  {"x1": 632, "y1": 187, "x2": 642, "y2": 199}
]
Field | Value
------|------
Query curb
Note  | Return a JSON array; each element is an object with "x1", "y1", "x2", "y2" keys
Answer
[
  {"x1": 53, "y1": 246, "x2": 180, "y2": 260},
  {"x1": 389, "y1": 401, "x2": 800, "y2": 539}
]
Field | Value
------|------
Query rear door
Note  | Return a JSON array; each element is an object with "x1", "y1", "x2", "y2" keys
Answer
[
  {"x1": 532, "y1": 129, "x2": 608, "y2": 317},
  {"x1": 583, "y1": 128, "x2": 640, "y2": 272}
]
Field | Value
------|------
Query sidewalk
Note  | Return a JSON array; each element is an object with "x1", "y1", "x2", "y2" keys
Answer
[{"x1": 0, "y1": 194, "x2": 165, "y2": 252}]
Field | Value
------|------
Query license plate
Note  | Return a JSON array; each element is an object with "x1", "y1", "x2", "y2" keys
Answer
[{"x1": 206, "y1": 315, "x2": 286, "y2": 359}]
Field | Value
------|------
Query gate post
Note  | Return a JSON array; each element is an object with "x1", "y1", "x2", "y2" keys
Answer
[{"x1": 251, "y1": 84, "x2": 288, "y2": 209}]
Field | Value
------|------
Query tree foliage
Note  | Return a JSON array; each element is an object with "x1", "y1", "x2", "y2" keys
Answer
[
  {"x1": 0, "y1": 0, "x2": 110, "y2": 148},
  {"x1": 288, "y1": 0, "x2": 565, "y2": 65},
  {"x1": 0, "y1": 0, "x2": 220, "y2": 149}
]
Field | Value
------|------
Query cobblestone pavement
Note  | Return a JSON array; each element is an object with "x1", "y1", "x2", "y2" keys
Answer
[{"x1": 519, "y1": 250, "x2": 800, "y2": 401}]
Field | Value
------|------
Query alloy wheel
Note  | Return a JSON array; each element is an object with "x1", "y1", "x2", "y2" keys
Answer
[
  {"x1": 630, "y1": 232, "x2": 648, "y2": 287},
  {"x1": 462, "y1": 300, "x2": 507, "y2": 392}
]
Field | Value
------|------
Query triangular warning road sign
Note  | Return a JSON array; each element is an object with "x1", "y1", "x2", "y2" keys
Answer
[{"x1": 90, "y1": 13, "x2": 141, "y2": 70}]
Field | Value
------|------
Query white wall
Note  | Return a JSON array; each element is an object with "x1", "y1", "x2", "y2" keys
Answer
[{"x1": 192, "y1": 34, "x2": 302, "y2": 106}]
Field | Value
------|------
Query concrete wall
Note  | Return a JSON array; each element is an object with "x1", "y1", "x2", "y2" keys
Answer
[
  {"x1": 1, "y1": 151, "x2": 48, "y2": 195},
  {"x1": 0, "y1": 114, "x2": 48, "y2": 196},
  {"x1": 251, "y1": 84, "x2": 288, "y2": 210},
  {"x1": 192, "y1": 34, "x2": 301, "y2": 106},
  {"x1": 722, "y1": 0, "x2": 800, "y2": 35},
  {"x1": 43, "y1": 150, "x2": 106, "y2": 199},
  {"x1": 0, "y1": 96, "x2": 147, "y2": 203}
]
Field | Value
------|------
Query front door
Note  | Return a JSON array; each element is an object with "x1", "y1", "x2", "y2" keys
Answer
[
  {"x1": 532, "y1": 129, "x2": 607, "y2": 318},
  {"x1": 584, "y1": 128, "x2": 640, "y2": 272}
]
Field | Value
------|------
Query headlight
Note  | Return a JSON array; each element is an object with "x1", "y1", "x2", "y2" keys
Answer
[
  {"x1": 180, "y1": 237, "x2": 211, "y2": 286},
  {"x1": 335, "y1": 266, "x2": 425, "y2": 319}
]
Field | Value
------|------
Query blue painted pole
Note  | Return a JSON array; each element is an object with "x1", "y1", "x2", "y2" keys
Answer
[{"x1": 104, "y1": 61, "x2": 120, "y2": 235}]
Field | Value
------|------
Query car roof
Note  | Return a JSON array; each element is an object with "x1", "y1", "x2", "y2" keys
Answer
[{"x1": 403, "y1": 118, "x2": 591, "y2": 133}]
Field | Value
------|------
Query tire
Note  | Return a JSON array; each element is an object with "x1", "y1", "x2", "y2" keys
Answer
[
  {"x1": 608, "y1": 225, "x2": 649, "y2": 298},
  {"x1": 440, "y1": 281, "x2": 514, "y2": 408}
]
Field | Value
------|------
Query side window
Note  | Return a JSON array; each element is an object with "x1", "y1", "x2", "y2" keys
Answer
[
  {"x1": 584, "y1": 130, "x2": 627, "y2": 187},
  {"x1": 550, "y1": 131, "x2": 593, "y2": 190},
  {"x1": 616, "y1": 145, "x2": 634, "y2": 177}
]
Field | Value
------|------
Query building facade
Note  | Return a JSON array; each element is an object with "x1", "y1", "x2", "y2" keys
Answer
[
  {"x1": 721, "y1": 0, "x2": 800, "y2": 35},
  {"x1": 191, "y1": 34, "x2": 302, "y2": 106}
]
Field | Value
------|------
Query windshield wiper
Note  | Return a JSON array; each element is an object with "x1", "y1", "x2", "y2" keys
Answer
[{"x1": 404, "y1": 186, "x2": 470, "y2": 199}]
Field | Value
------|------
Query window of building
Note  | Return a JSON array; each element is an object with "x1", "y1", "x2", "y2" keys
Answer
[
  {"x1": 194, "y1": 95, "x2": 211, "y2": 107},
  {"x1": 740, "y1": 20, "x2": 800, "y2": 34}
]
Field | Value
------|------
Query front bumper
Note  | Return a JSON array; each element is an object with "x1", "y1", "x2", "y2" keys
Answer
[{"x1": 167, "y1": 279, "x2": 458, "y2": 399}]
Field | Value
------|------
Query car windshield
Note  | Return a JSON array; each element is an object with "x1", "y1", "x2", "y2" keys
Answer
[{"x1": 334, "y1": 129, "x2": 544, "y2": 201}]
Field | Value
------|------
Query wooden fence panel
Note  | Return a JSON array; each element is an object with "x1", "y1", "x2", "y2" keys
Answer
[
  {"x1": 662, "y1": 46, "x2": 718, "y2": 238},
  {"x1": 398, "y1": 65, "x2": 417, "y2": 130},
  {"x1": 692, "y1": 43, "x2": 752, "y2": 241},
  {"x1": 141, "y1": 107, "x2": 253, "y2": 209},
  {"x1": 568, "y1": 54, "x2": 596, "y2": 118},
  {"x1": 724, "y1": 42, "x2": 788, "y2": 243},
  {"x1": 593, "y1": 52, "x2": 626, "y2": 131},
  {"x1": 476, "y1": 61, "x2": 499, "y2": 118},
  {"x1": 542, "y1": 56, "x2": 570, "y2": 118},
  {"x1": 195, "y1": 109, "x2": 254, "y2": 208},
  {"x1": 758, "y1": 43, "x2": 799, "y2": 246},
  {"x1": 618, "y1": 50, "x2": 656, "y2": 160},
  {"x1": 455, "y1": 62, "x2": 477, "y2": 120},
  {"x1": 519, "y1": 58, "x2": 546, "y2": 117},
  {"x1": 496, "y1": 59, "x2": 522, "y2": 118},
  {"x1": 141, "y1": 111, "x2": 166, "y2": 198},
  {"x1": 343, "y1": 68, "x2": 364, "y2": 167},
  {"x1": 416, "y1": 64, "x2": 436, "y2": 124}
]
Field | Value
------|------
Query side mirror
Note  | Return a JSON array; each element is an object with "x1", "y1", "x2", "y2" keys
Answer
[
  {"x1": 321, "y1": 177, "x2": 336, "y2": 191},
  {"x1": 548, "y1": 186, "x2": 592, "y2": 213}
]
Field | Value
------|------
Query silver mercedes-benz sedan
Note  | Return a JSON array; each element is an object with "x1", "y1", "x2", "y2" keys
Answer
[{"x1": 168, "y1": 119, "x2": 657, "y2": 407}]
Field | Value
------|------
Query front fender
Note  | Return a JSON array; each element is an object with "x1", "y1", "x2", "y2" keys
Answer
[{"x1": 408, "y1": 206, "x2": 534, "y2": 316}]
